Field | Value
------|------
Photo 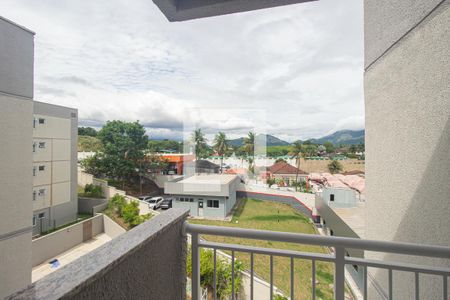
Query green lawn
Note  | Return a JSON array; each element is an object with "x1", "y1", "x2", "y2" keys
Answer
[{"x1": 190, "y1": 198, "x2": 335, "y2": 300}]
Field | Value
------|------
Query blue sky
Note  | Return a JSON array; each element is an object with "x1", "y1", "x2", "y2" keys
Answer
[{"x1": 0, "y1": 0, "x2": 364, "y2": 142}]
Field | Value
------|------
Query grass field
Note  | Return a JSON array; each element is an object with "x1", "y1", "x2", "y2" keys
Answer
[{"x1": 190, "y1": 198, "x2": 335, "y2": 300}]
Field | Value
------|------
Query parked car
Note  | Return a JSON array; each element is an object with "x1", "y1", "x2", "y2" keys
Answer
[
  {"x1": 147, "y1": 197, "x2": 163, "y2": 210},
  {"x1": 138, "y1": 196, "x2": 152, "y2": 202},
  {"x1": 160, "y1": 198, "x2": 172, "y2": 210}
]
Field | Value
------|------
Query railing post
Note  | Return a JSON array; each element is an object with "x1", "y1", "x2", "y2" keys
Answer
[
  {"x1": 192, "y1": 232, "x2": 200, "y2": 300},
  {"x1": 334, "y1": 247, "x2": 345, "y2": 300}
]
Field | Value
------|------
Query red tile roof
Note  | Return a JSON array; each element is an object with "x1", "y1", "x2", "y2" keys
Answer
[
  {"x1": 342, "y1": 170, "x2": 365, "y2": 175},
  {"x1": 268, "y1": 161, "x2": 307, "y2": 175}
]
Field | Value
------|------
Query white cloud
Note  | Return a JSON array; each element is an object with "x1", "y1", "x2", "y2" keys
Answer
[{"x1": 0, "y1": 0, "x2": 364, "y2": 142}]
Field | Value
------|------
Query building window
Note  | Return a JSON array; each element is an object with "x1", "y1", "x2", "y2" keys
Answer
[
  {"x1": 32, "y1": 142, "x2": 36, "y2": 152},
  {"x1": 180, "y1": 197, "x2": 184, "y2": 202},
  {"x1": 33, "y1": 167, "x2": 37, "y2": 177},
  {"x1": 38, "y1": 118, "x2": 45, "y2": 124},
  {"x1": 38, "y1": 213, "x2": 45, "y2": 219},
  {"x1": 330, "y1": 194, "x2": 335, "y2": 202},
  {"x1": 207, "y1": 200, "x2": 219, "y2": 208},
  {"x1": 33, "y1": 191, "x2": 37, "y2": 201},
  {"x1": 190, "y1": 198, "x2": 194, "y2": 202},
  {"x1": 39, "y1": 165, "x2": 45, "y2": 171},
  {"x1": 33, "y1": 118, "x2": 37, "y2": 128},
  {"x1": 39, "y1": 142, "x2": 46, "y2": 149},
  {"x1": 38, "y1": 189, "x2": 46, "y2": 196},
  {"x1": 32, "y1": 216, "x2": 36, "y2": 227}
]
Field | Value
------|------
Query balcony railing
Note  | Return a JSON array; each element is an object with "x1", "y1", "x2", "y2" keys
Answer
[
  {"x1": 6, "y1": 209, "x2": 449, "y2": 300},
  {"x1": 185, "y1": 223, "x2": 450, "y2": 300}
]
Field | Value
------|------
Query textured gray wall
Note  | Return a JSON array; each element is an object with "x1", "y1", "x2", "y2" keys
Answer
[
  {"x1": 0, "y1": 17, "x2": 34, "y2": 98},
  {"x1": 8, "y1": 209, "x2": 189, "y2": 300},
  {"x1": 31, "y1": 214, "x2": 104, "y2": 267},
  {"x1": 78, "y1": 197, "x2": 107, "y2": 214},
  {"x1": 365, "y1": 1, "x2": 450, "y2": 298}
]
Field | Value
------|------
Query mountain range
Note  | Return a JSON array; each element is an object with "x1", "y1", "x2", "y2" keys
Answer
[
  {"x1": 307, "y1": 129, "x2": 365, "y2": 145},
  {"x1": 228, "y1": 134, "x2": 290, "y2": 147},
  {"x1": 228, "y1": 130, "x2": 365, "y2": 147}
]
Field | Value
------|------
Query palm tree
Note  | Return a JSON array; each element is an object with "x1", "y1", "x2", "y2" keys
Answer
[
  {"x1": 290, "y1": 141, "x2": 305, "y2": 184},
  {"x1": 328, "y1": 160, "x2": 343, "y2": 174},
  {"x1": 213, "y1": 132, "x2": 228, "y2": 173},
  {"x1": 192, "y1": 128, "x2": 207, "y2": 159},
  {"x1": 243, "y1": 131, "x2": 255, "y2": 174}
]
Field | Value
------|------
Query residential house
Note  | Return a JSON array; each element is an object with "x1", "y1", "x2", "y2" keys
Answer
[
  {"x1": 266, "y1": 161, "x2": 308, "y2": 185},
  {"x1": 165, "y1": 174, "x2": 239, "y2": 219}
]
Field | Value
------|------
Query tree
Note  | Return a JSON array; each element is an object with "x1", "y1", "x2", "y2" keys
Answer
[
  {"x1": 266, "y1": 177, "x2": 276, "y2": 188},
  {"x1": 213, "y1": 132, "x2": 228, "y2": 173},
  {"x1": 323, "y1": 141, "x2": 335, "y2": 154},
  {"x1": 95, "y1": 120, "x2": 148, "y2": 187},
  {"x1": 80, "y1": 154, "x2": 104, "y2": 177},
  {"x1": 243, "y1": 131, "x2": 256, "y2": 174},
  {"x1": 192, "y1": 128, "x2": 208, "y2": 159},
  {"x1": 328, "y1": 160, "x2": 343, "y2": 174},
  {"x1": 78, "y1": 136, "x2": 103, "y2": 152},
  {"x1": 290, "y1": 141, "x2": 305, "y2": 183},
  {"x1": 187, "y1": 248, "x2": 243, "y2": 299},
  {"x1": 147, "y1": 139, "x2": 182, "y2": 153},
  {"x1": 78, "y1": 126, "x2": 98, "y2": 137}
]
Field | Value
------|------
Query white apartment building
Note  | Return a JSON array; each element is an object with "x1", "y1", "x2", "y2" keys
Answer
[
  {"x1": 0, "y1": 16, "x2": 34, "y2": 298},
  {"x1": 32, "y1": 102, "x2": 78, "y2": 236},
  {"x1": 0, "y1": 16, "x2": 77, "y2": 298}
]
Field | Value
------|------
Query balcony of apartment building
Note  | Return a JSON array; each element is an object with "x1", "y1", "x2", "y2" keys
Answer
[{"x1": 7, "y1": 207, "x2": 449, "y2": 300}]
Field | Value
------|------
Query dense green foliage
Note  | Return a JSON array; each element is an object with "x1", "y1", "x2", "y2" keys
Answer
[
  {"x1": 78, "y1": 135, "x2": 103, "y2": 152},
  {"x1": 192, "y1": 129, "x2": 210, "y2": 158},
  {"x1": 78, "y1": 126, "x2": 98, "y2": 137},
  {"x1": 147, "y1": 139, "x2": 182, "y2": 153},
  {"x1": 328, "y1": 160, "x2": 343, "y2": 174},
  {"x1": 213, "y1": 132, "x2": 228, "y2": 173},
  {"x1": 266, "y1": 145, "x2": 292, "y2": 157},
  {"x1": 243, "y1": 131, "x2": 256, "y2": 174},
  {"x1": 81, "y1": 184, "x2": 103, "y2": 198},
  {"x1": 107, "y1": 194, "x2": 151, "y2": 228},
  {"x1": 187, "y1": 248, "x2": 243, "y2": 299},
  {"x1": 81, "y1": 120, "x2": 148, "y2": 187}
]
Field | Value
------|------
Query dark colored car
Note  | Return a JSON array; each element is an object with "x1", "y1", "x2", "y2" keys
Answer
[{"x1": 160, "y1": 198, "x2": 172, "y2": 210}]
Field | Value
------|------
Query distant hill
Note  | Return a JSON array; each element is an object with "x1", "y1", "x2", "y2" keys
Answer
[
  {"x1": 228, "y1": 134, "x2": 290, "y2": 147},
  {"x1": 309, "y1": 130, "x2": 365, "y2": 145}
]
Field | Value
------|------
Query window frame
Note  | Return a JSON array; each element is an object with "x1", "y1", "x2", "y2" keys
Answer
[{"x1": 207, "y1": 200, "x2": 220, "y2": 208}]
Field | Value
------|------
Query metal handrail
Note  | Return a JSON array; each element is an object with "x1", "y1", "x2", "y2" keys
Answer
[
  {"x1": 185, "y1": 222, "x2": 450, "y2": 300},
  {"x1": 184, "y1": 222, "x2": 450, "y2": 258}
]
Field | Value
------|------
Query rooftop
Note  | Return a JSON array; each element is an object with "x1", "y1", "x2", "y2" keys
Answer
[
  {"x1": 268, "y1": 161, "x2": 308, "y2": 175},
  {"x1": 331, "y1": 201, "x2": 366, "y2": 239},
  {"x1": 179, "y1": 174, "x2": 237, "y2": 185}
]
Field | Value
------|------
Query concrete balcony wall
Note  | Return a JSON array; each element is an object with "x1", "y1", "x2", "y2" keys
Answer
[
  {"x1": 8, "y1": 209, "x2": 189, "y2": 300},
  {"x1": 365, "y1": 0, "x2": 450, "y2": 298}
]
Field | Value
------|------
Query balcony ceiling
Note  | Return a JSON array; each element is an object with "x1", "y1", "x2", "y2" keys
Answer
[{"x1": 152, "y1": 0, "x2": 316, "y2": 22}]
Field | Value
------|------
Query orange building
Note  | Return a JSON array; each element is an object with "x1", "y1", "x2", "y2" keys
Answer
[{"x1": 157, "y1": 153, "x2": 195, "y2": 175}]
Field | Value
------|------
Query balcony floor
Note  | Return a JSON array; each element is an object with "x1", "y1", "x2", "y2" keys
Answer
[{"x1": 32, "y1": 233, "x2": 112, "y2": 282}]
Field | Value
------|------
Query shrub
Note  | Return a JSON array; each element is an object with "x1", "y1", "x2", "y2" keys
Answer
[
  {"x1": 187, "y1": 248, "x2": 243, "y2": 299},
  {"x1": 122, "y1": 201, "x2": 140, "y2": 224},
  {"x1": 266, "y1": 177, "x2": 276, "y2": 188},
  {"x1": 83, "y1": 184, "x2": 103, "y2": 198},
  {"x1": 108, "y1": 194, "x2": 127, "y2": 215}
]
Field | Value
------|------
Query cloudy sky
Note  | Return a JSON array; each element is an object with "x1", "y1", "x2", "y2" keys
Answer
[{"x1": 1, "y1": 0, "x2": 364, "y2": 142}]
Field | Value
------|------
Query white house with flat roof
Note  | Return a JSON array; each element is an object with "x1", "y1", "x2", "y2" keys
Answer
[{"x1": 165, "y1": 174, "x2": 240, "y2": 219}]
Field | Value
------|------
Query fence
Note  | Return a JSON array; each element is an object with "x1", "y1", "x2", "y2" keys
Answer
[{"x1": 185, "y1": 222, "x2": 450, "y2": 300}]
